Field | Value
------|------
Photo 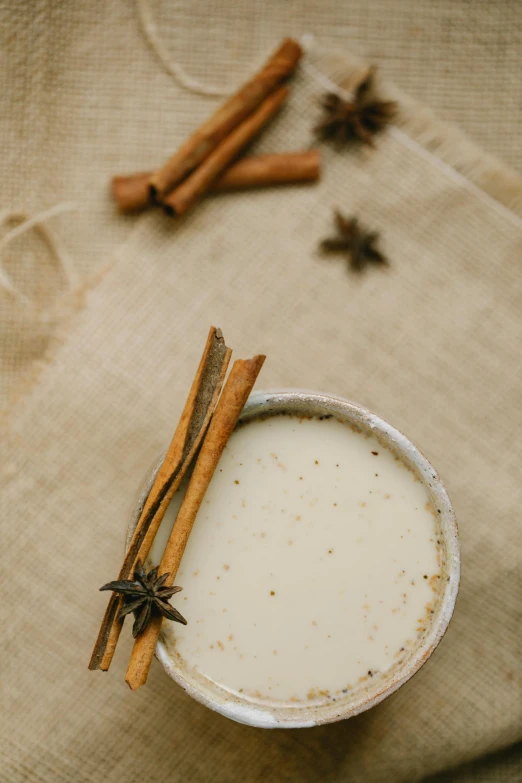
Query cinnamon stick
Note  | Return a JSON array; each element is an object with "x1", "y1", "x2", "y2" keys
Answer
[
  {"x1": 148, "y1": 38, "x2": 302, "y2": 199},
  {"x1": 162, "y1": 87, "x2": 288, "y2": 216},
  {"x1": 112, "y1": 150, "x2": 321, "y2": 212},
  {"x1": 89, "y1": 326, "x2": 232, "y2": 671},
  {"x1": 111, "y1": 171, "x2": 152, "y2": 213},
  {"x1": 125, "y1": 354, "x2": 266, "y2": 690},
  {"x1": 214, "y1": 150, "x2": 320, "y2": 191}
]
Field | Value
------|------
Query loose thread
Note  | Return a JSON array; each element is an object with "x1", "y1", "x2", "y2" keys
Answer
[
  {"x1": 137, "y1": 0, "x2": 235, "y2": 97},
  {"x1": 0, "y1": 203, "x2": 80, "y2": 304}
]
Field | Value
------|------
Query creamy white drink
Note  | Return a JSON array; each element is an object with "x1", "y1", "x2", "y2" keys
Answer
[{"x1": 150, "y1": 412, "x2": 443, "y2": 708}]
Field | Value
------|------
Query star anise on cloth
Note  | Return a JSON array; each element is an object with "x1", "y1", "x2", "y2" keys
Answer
[
  {"x1": 314, "y1": 67, "x2": 397, "y2": 146},
  {"x1": 100, "y1": 560, "x2": 187, "y2": 638},
  {"x1": 320, "y1": 211, "x2": 388, "y2": 273}
]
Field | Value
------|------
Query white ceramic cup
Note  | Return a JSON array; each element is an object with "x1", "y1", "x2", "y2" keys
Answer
[{"x1": 128, "y1": 390, "x2": 460, "y2": 728}]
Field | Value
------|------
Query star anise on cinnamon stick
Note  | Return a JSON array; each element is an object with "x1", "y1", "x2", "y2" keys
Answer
[
  {"x1": 100, "y1": 560, "x2": 187, "y2": 638},
  {"x1": 314, "y1": 67, "x2": 396, "y2": 146},
  {"x1": 320, "y1": 211, "x2": 388, "y2": 273}
]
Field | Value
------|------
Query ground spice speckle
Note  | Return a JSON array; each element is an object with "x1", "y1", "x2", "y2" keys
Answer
[{"x1": 160, "y1": 412, "x2": 446, "y2": 707}]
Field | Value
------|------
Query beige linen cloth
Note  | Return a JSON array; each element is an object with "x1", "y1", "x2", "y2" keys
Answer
[{"x1": 1, "y1": 3, "x2": 522, "y2": 782}]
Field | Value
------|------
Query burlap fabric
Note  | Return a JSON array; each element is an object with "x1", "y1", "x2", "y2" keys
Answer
[{"x1": 1, "y1": 2, "x2": 522, "y2": 781}]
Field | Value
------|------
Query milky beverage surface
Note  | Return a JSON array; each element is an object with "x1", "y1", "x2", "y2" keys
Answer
[{"x1": 150, "y1": 414, "x2": 442, "y2": 706}]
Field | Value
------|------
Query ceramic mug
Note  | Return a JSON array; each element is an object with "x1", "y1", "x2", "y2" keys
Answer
[{"x1": 127, "y1": 390, "x2": 460, "y2": 728}]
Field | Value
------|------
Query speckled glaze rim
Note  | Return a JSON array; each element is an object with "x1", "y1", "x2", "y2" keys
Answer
[{"x1": 128, "y1": 390, "x2": 460, "y2": 729}]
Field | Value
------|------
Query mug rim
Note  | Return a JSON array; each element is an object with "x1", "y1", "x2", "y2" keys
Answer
[{"x1": 130, "y1": 389, "x2": 460, "y2": 728}]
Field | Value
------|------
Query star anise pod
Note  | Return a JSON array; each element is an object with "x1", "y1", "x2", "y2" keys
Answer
[
  {"x1": 315, "y1": 67, "x2": 396, "y2": 146},
  {"x1": 100, "y1": 560, "x2": 187, "y2": 638},
  {"x1": 320, "y1": 211, "x2": 388, "y2": 273}
]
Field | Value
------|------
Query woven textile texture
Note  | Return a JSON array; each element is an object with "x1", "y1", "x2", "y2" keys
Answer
[
  {"x1": 1, "y1": 0, "x2": 522, "y2": 407},
  {"x1": 1, "y1": 2, "x2": 522, "y2": 782}
]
